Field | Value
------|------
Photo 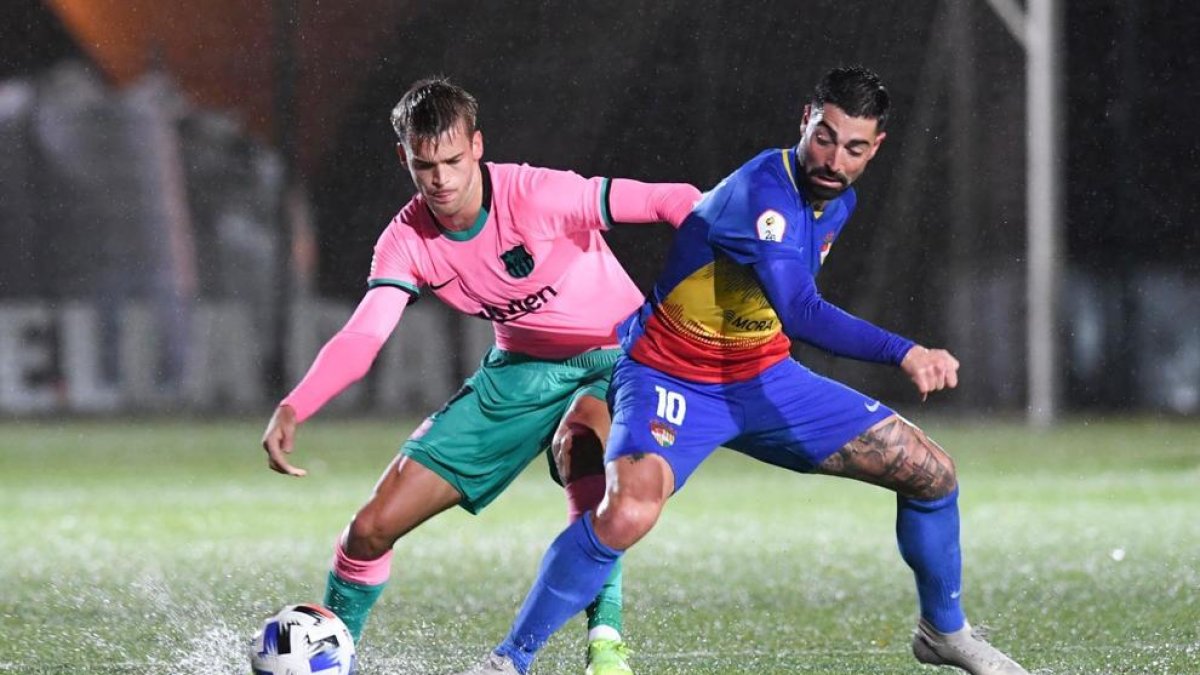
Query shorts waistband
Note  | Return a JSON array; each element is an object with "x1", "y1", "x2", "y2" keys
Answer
[{"x1": 486, "y1": 346, "x2": 621, "y2": 369}]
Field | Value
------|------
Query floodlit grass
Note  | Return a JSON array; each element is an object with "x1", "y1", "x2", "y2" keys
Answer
[{"x1": 1, "y1": 417, "x2": 1198, "y2": 673}]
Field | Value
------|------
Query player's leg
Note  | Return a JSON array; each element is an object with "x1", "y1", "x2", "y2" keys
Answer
[
  {"x1": 815, "y1": 417, "x2": 1027, "y2": 673},
  {"x1": 476, "y1": 454, "x2": 673, "y2": 675},
  {"x1": 815, "y1": 415, "x2": 964, "y2": 631},
  {"x1": 814, "y1": 414, "x2": 957, "y2": 499},
  {"x1": 549, "y1": 392, "x2": 629, "y2": 674},
  {"x1": 327, "y1": 348, "x2": 570, "y2": 644},
  {"x1": 463, "y1": 357, "x2": 732, "y2": 675},
  {"x1": 593, "y1": 355, "x2": 736, "y2": 548},
  {"x1": 551, "y1": 392, "x2": 610, "y2": 524},
  {"x1": 325, "y1": 452, "x2": 462, "y2": 642},
  {"x1": 729, "y1": 359, "x2": 964, "y2": 630},
  {"x1": 728, "y1": 360, "x2": 1026, "y2": 674}
]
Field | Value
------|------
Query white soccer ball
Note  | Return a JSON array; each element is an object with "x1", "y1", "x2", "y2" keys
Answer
[{"x1": 249, "y1": 603, "x2": 356, "y2": 675}]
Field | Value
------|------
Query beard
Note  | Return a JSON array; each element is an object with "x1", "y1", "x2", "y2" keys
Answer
[{"x1": 804, "y1": 169, "x2": 849, "y2": 201}]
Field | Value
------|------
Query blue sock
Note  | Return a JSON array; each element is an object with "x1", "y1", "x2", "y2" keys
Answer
[
  {"x1": 896, "y1": 487, "x2": 966, "y2": 633},
  {"x1": 494, "y1": 514, "x2": 622, "y2": 673}
]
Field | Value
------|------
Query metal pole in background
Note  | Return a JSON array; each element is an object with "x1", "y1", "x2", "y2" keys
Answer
[
  {"x1": 1025, "y1": 0, "x2": 1063, "y2": 427},
  {"x1": 980, "y1": 0, "x2": 1064, "y2": 426}
]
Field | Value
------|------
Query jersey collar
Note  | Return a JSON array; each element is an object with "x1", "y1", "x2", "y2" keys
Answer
[
  {"x1": 783, "y1": 146, "x2": 802, "y2": 196},
  {"x1": 435, "y1": 162, "x2": 493, "y2": 242}
]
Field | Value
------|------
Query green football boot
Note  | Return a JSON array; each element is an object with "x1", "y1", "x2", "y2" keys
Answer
[{"x1": 585, "y1": 638, "x2": 633, "y2": 675}]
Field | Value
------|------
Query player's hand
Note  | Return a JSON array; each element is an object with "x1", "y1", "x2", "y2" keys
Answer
[
  {"x1": 261, "y1": 404, "x2": 307, "y2": 477},
  {"x1": 900, "y1": 345, "x2": 959, "y2": 401}
]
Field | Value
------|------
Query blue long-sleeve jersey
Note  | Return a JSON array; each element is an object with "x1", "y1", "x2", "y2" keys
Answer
[{"x1": 619, "y1": 147, "x2": 914, "y2": 383}]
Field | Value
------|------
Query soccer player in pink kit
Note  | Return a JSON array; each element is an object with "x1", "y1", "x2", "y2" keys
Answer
[{"x1": 259, "y1": 77, "x2": 698, "y2": 675}]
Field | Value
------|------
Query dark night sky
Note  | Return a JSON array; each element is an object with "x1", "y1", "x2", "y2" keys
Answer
[
  {"x1": 299, "y1": 1, "x2": 1200, "y2": 298},
  {"x1": 5, "y1": 0, "x2": 1197, "y2": 290},
  {"x1": 1065, "y1": 0, "x2": 1200, "y2": 269}
]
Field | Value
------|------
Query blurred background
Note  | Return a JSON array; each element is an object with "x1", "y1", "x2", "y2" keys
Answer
[{"x1": 1, "y1": 0, "x2": 1197, "y2": 422}]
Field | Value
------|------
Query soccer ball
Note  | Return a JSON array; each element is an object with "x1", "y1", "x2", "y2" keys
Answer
[{"x1": 249, "y1": 603, "x2": 356, "y2": 675}]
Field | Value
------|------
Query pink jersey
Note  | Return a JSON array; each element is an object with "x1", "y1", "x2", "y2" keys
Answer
[
  {"x1": 279, "y1": 167, "x2": 698, "y2": 422},
  {"x1": 369, "y1": 162, "x2": 644, "y2": 359}
]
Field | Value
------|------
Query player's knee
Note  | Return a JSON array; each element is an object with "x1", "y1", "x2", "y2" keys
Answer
[
  {"x1": 554, "y1": 423, "x2": 605, "y2": 482},
  {"x1": 594, "y1": 496, "x2": 661, "y2": 550},
  {"x1": 344, "y1": 511, "x2": 399, "y2": 560},
  {"x1": 913, "y1": 447, "x2": 958, "y2": 500},
  {"x1": 889, "y1": 421, "x2": 959, "y2": 500},
  {"x1": 931, "y1": 456, "x2": 958, "y2": 498}
]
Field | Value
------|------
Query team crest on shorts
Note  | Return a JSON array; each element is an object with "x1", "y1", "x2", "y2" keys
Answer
[
  {"x1": 649, "y1": 420, "x2": 676, "y2": 447},
  {"x1": 500, "y1": 244, "x2": 535, "y2": 278}
]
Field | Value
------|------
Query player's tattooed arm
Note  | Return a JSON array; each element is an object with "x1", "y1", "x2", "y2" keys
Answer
[{"x1": 815, "y1": 416, "x2": 957, "y2": 500}]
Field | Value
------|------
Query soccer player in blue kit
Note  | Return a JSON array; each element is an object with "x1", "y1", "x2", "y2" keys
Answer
[{"x1": 457, "y1": 66, "x2": 1029, "y2": 675}]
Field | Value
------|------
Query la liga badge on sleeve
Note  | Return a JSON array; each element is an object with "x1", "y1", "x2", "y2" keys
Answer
[{"x1": 756, "y1": 209, "x2": 787, "y2": 241}]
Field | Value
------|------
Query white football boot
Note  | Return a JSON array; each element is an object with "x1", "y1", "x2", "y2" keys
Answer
[
  {"x1": 452, "y1": 652, "x2": 521, "y2": 675},
  {"x1": 912, "y1": 618, "x2": 1029, "y2": 674}
]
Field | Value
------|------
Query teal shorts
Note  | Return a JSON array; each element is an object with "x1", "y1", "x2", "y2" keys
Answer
[{"x1": 401, "y1": 346, "x2": 620, "y2": 514}]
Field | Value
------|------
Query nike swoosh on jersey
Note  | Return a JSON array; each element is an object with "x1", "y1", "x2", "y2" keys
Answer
[{"x1": 428, "y1": 277, "x2": 458, "y2": 290}]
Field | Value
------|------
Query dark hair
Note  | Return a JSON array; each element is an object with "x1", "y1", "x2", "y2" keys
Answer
[
  {"x1": 390, "y1": 76, "x2": 478, "y2": 144},
  {"x1": 811, "y1": 66, "x2": 890, "y2": 131}
]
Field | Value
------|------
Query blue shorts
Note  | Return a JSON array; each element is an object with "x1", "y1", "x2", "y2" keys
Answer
[{"x1": 606, "y1": 355, "x2": 895, "y2": 492}]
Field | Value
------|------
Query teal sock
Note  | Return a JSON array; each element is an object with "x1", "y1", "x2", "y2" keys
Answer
[
  {"x1": 586, "y1": 559, "x2": 623, "y2": 635},
  {"x1": 324, "y1": 571, "x2": 386, "y2": 643}
]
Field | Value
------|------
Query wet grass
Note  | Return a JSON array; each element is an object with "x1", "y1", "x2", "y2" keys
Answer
[{"x1": 1, "y1": 417, "x2": 1197, "y2": 673}]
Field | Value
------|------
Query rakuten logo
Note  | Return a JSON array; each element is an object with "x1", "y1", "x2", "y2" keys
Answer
[{"x1": 478, "y1": 286, "x2": 558, "y2": 323}]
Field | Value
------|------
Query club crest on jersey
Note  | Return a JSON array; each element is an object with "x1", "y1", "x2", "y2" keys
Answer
[
  {"x1": 649, "y1": 420, "x2": 676, "y2": 447},
  {"x1": 820, "y1": 231, "x2": 836, "y2": 265},
  {"x1": 500, "y1": 244, "x2": 535, "y2": 278},
  {"x1": 756, "y1": 209, "x2": 786, "y2": 242}
]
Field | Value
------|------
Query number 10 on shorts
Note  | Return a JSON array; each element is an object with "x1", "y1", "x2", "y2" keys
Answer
[{"x1": 654, "y1": 385, "x2": 687, "y2": 424}]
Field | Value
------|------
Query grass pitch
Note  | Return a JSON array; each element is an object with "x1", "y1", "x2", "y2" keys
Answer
[{"x1": 1, "y1": 416, "x2": 1197, "y2": 674}]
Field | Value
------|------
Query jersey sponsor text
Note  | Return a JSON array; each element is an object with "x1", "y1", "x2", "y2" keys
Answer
[{"x1": 478, "y1": 285, "x2": 558, "y2": 323}]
